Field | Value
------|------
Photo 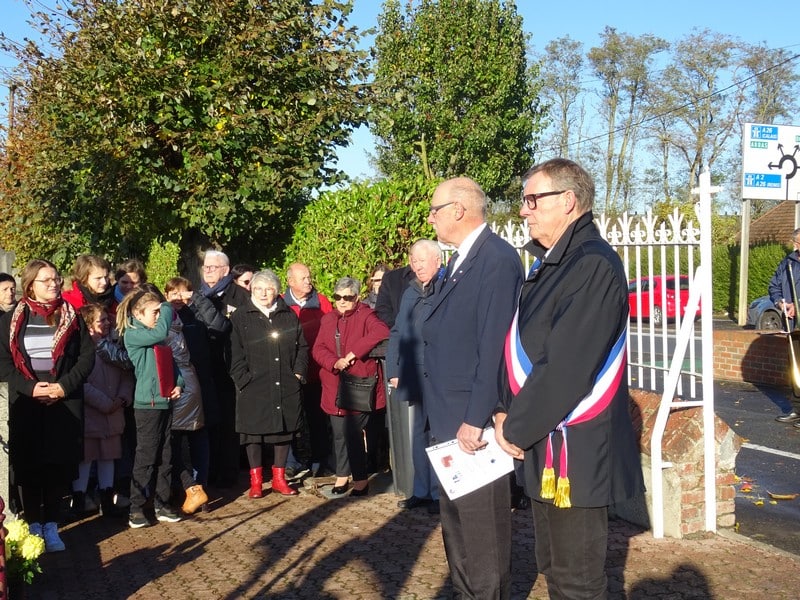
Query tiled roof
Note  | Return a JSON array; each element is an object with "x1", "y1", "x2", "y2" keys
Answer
[{"x1": 747, "y1": 201, "x2": 798, "y2": 244}]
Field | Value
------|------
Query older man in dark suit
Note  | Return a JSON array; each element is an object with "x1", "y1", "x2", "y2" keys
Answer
[{"x1": 422, "y1": 177, "x2": 523, "y2": 599}]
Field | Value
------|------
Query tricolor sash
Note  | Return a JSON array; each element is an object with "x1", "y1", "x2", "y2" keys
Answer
[{"x1": 503, "y1": 301, "x2": 627, "y2": 507}]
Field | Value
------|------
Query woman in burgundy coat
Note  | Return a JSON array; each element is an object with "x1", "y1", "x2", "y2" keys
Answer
[{"x1": 312, "y1": 277, "x2": 389, "y2": 497}]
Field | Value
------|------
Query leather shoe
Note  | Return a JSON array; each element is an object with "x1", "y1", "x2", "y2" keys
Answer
[
  {"x1": 427, "y1": 500, "x2": 440, "y2": 514},
  {"x1": 350, "y1": 485, "x2": 369, "y2": 497},
  {"x1": 397, "y1": 496, "x2": 431, "y2": 509},
  {"x1": 331, "y1": 482, "x2": 350, "y2": 495},
  {"x1": 776, "y1": 411, "x2": 800, "y2": 423}
]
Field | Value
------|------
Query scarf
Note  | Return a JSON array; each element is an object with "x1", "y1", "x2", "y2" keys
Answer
[
  {"x1": 252, "y1": 297, "x2": 278, "y2": 319},
  {"x1": 114, "y1": 284, "x2": 126, "y2": 304},
  {"x1": 10, "y1": 297, "x2": 79, "y2": 380},
  {"x1": 200, "y1": 273, "x2": 234, "y2": 299},
  {"x1": 78, "y1": 281, "x2": 114, "y2": 309}
]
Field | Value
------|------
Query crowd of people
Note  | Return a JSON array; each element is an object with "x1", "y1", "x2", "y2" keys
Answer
[
  {"x1": 0, "y1": 158, "x2": 645, "y2": 600},
  {"x1": 0, "y1": 249, "x2": 404, "y2": 547}
]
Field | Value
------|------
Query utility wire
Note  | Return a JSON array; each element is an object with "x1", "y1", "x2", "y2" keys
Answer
[{"x1": 542, "y1": 51, "x2": 800, "y2": 155}]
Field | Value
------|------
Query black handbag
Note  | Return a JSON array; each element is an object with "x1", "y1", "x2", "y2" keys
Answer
[
  {"x1": 334, "y1": 326, "x2": 376, "y2": 412},
  {"x1": 337, "y1": 372, "x2": 377, "y2": 413}
]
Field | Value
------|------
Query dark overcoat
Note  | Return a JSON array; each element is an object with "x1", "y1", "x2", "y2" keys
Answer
[
  {"x1": 501, "y1": 211, "x2": 645, "y2": 507},
  {"x1": 385, "y1": 278, "x2": 434, "y2": 404},
  {"x1": 229, "y1": 297, "x2": 308, "y2": 435},
  {"x1": 0, "y1": 305, "x2": 95, "y2": 482}
]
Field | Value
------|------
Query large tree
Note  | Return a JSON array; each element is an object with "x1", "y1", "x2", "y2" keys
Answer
[
  {"x1": 537, "y1": 36, "x2": 586, "y2": 161},
  {"x1": 0, "y1": 0, "x2": 370, "y2": 269},
  {"x1": 370, "y1": 0, "x2": 545, "y2": 201},
  {"x1": 657, "y1": 29, "x2": 743, "y2": 190},
  {"x1": 587, "y1": 27, "x2": 668, "y2": 213}
]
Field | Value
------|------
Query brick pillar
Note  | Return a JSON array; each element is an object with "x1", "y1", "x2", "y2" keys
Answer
[{"x1": 611, "y1": 390, "x2": 742, "y2": 538}]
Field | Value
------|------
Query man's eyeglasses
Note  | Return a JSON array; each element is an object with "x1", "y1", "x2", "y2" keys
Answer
[
  {"x1": 34, "y1": 277, "x2": 63, "y2": 286},
  {"x1": 202, "y1": 265, "x2": 224, "y2": 271},
  {"x1": 522, "y1": 190, "x2": 567, "y2": 210},
  {"x1": 333, "y1": 293, "x2": 357, "y2": 302},
  {"x1": 429, "y1": 201, "x2": 455, "y2": 216}
]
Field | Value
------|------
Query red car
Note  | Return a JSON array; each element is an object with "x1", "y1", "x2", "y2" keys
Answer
[{"x1": 628, "y1": 275, "x2": 700, "y2": 325}]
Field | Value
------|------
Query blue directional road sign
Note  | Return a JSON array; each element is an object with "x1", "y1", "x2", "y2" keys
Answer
[{"x1": 742, "y1": 123, "x2": 800, "y2": 201}]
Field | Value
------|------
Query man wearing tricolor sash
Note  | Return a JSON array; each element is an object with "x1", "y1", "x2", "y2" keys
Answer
[{"x1": 495, "y1": 159, "x2": 644, "y2": 600}]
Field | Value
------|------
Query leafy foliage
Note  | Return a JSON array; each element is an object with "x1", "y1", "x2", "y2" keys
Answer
[
  {"x1": 283, "y1": 177, "x2": 438, "y2": 295},
  {"x1": 0, "y1": 0, "x2": 370, "y2": 270},
  {"x1": 713, "y1": 242, "x2": 789, "y2": 315},
  {"x1": 145, "y1": 238, "x2": 181, "y2": 292},
  {"x1": 371, "y1": 0, "x2": 545, "y2": 201}
]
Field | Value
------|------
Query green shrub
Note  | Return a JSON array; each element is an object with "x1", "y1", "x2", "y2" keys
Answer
[
  {"x1": 282, "y1": 178, "x2": 439, "y2": 296},
  {"x1": 712, "y1": 242, "x2": 789, "y2": 316},
  {"x1": 145, "y1": 238, "x2": 181, "y2": 292}
]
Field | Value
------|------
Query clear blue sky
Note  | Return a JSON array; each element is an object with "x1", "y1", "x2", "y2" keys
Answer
[{"x1": 2, "y1": 0, "x2": 798, "y2": 179}]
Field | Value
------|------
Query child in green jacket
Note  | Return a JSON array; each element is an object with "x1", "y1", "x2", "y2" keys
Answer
[{"x1": 117, "y1": 289, "x2": 184, "y2": 528}]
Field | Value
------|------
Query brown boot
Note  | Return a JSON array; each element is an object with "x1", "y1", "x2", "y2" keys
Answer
[
  {"x1": 249, "y1": 467, "x2": 263, "y2": 498},
  {"x1": 182, "y1": 484, "x2": 209, "y2": 515},
  {"x1": 271, "y1": 467, "x2": 298, "y2": 496}
]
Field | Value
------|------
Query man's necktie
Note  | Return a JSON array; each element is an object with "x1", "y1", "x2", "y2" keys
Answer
[{"x1": 443, "y1": 251, "x2": 459, "y2": 283}]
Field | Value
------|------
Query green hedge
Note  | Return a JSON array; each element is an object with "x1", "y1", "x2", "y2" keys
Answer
[
  {"x1": 713, "y1": 242, "x2": 789, "y2": 316},
  {"x1": 282, "y1": 177, "x2": 439, "y2": 296}
]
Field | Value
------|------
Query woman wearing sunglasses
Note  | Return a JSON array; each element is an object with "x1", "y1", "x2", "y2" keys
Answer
[{"x1": 312, "y1": 277, "x2": 389, "y2": 497}]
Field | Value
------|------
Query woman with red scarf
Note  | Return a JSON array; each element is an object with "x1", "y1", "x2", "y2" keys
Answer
[{"x1": 0, "y1": 259, "x2": 94, "y2": 553}]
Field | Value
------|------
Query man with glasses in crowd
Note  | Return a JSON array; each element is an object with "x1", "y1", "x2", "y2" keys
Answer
[
  {"x1": 200, "y1": 250, "x2": 249, "y2": 488},
  {"x1": 283, "y1": 263, "x2": 334, "y2": 478},
  {"x1": 422, "y1": 177, "x2": 523, "y2": 599},
  {"x1": 495, "y1": 158, "x2": 644, "y2": 599}
]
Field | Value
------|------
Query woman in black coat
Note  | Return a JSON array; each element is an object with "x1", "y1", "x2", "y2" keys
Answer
[
  {"x1": 0, "y1": 259, "x2": 94, "y2": 552},
  {"x1": 229, "y1": 269, "x2": 308, "y2": 498}
]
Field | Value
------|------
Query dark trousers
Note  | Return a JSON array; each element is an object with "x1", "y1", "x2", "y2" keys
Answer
[
  {"x1": 130, "y1": 408, "x2": 173, "y2": 512},
  {"x1": 301, "y1": 382, "x2": 333, "y2": 466},
  {"x1": 209, "y1": 373, "x2": 240, "y2": 486},
  {"x1": 531, "y1": 501, "x2": 609, "y2": 600},
  {"x1": 115, "y1": 404, "x2": 136, "y2": 492},
  {"x1": 19, "y1": 464, "x2": 71, "y2": 523},
  {"x1": 439, "y1": 474, "x2": 512, "y2": 599},
  {"x1": 171, "y1": 428, "x2": 210, "y2": 489},
  {"x1": 330, "y1": 412, "x2": 369, "y2": 481}
]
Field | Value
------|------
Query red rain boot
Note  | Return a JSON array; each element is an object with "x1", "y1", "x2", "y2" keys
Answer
[
  {"x1": 271, "y1": 467, "x2": 298, "y2": 496},
  {"x1": 249, "y1": 467, "x2": 263, "y2": 498}
]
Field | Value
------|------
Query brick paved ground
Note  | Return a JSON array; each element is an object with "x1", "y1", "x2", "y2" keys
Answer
[{"x1": 19, "y1": 471, "x2": 800, "y2": 599}]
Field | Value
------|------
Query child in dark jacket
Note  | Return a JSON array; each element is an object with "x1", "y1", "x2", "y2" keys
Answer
[{"x1": 117, "y1": 290, "x2": 184, "y2": 528}]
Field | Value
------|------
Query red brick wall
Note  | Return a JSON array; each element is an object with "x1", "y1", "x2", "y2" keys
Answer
[{"x1": 713, "y1": 329, "x2": 788, "y2": 388}]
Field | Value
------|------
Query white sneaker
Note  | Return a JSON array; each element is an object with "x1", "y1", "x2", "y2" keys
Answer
[
  {"x1": 43, "y1": 522, "x2": 65, "y2": 552},
  {"x1": 29, "y1": 522, "x2": 42, "y2": 538}
]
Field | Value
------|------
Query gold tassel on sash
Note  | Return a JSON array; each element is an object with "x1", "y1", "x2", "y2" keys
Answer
[
  {"x1": 554, "y1": 476, "x2": 571, "y2": 508},
  {"x1": 540, "y1": 466, "x2": 556, "y2": 499}
]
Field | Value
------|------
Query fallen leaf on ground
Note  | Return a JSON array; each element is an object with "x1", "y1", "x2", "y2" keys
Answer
[
  {"x1": 740, "y1": 483, "x2": 753, "y2": 492},
  {"x1": 767, "y1": 491, "x2": 800, "y2": 500}
]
